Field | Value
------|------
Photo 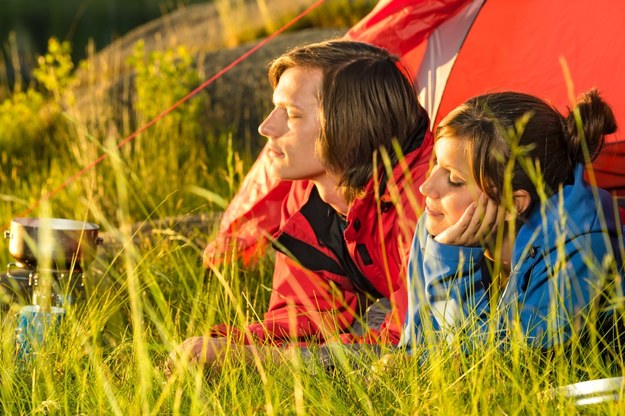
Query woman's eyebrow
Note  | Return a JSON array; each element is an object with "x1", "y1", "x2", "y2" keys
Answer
[{"x1": 439, "y1": 160, "x2": 469, "y2": 178}]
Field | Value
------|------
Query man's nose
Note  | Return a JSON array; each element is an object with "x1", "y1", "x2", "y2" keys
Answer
[{"x1": 258, "y1": 109, "x2": 282, "y2": 139}]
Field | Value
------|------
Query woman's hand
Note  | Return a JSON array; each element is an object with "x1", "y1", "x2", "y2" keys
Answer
[{"x1": 434, "y1": 193, "x2": 504, "y2": 246}]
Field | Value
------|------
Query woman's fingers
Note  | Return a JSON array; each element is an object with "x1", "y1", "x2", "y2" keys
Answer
[
  {"x1": 434, "y1": 202, "x2": 476, "y2": 244},
  {"x1": 465, "y1": 194, "x2": 489, "y2": 239},
  {"x1": 450, "y1": 194, "x2": 490, "y2": 245},
  {"x1": 434, "y1": 193, "x2": 504, "y2": 246},
  {"x1": 474, "y1": 197, "x2": 501, "y2": 242}
]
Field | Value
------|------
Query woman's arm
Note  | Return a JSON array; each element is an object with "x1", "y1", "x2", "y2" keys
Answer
[
  {"x1": 505, "y1": 231, "x2": 619, "y2": 349},
  {"x1": 402, "y1": 216, "x2": 492, "y2": 351}
]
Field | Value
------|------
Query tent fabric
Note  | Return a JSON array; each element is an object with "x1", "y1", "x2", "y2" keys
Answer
[
  {"x1": 413, "y1": 0, "x2": 484, "y2": 129},
  {"x1": 593, "y1": 141, "x2": 625, "y2": 196},
  {"x1": 204, "y1": 0, "x2": 458, "y2": 264},
  {"x1": 344, "y1": 0, "x2": 470, "y2": 57},
  {"x1": 348, "y1": 0, "x2": 625, "y2": 195},
  {"x1": 205, "y1": 0, "x2": 625, "y2": 265},
  {"x1": 202, "y1": 146, "x2": 294, "y2": 267}
]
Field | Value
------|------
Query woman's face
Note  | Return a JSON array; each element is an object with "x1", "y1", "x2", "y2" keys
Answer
[
  {"x1": 419, "y1": 137, "x2": 483, "y2": 236},
  {"x1": 258, "y1": 66, "x2": 327, "y2": 182}
]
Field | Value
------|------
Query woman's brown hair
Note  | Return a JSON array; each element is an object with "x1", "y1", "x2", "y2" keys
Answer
[{"x1": 435, "y1": 89, "x2": 617, "y2": 210}]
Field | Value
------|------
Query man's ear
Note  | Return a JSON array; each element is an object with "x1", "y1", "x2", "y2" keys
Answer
[{"x1": 512, "y1": 190, "x2": 531, "y2": 215}]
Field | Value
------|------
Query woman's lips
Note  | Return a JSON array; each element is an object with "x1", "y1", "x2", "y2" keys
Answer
[{"x1": 425, "y1": 205, "x2": 442, "y2": 217}]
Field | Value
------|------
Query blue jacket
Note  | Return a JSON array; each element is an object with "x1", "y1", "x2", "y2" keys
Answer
[{"x1": 401, "y1": 164, "x2": 625, "y2": 352}]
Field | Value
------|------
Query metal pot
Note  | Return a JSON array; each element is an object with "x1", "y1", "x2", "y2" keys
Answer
[{"x1": 4, "y1": 218, "x2": 102, "y2": 269}]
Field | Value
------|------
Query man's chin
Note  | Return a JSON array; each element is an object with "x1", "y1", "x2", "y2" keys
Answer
[
  {"x1": 268, "y1": 164, "x2": 285, "y2": 179},
  {"x1": 270, "y1": 168, "x2": 296, "y2": 181}
]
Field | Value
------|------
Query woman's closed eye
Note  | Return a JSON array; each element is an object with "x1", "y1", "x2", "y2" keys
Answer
[{"x1": 447, "y1": 174, "x2": 465, "y2": 188}]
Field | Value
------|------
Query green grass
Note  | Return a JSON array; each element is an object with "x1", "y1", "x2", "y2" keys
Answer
[
  {"x1": 2, "y1": 284, "x2": 625, "y2": 415},
  {"x1": 1, "y1": 1, "x2": 625, "y2": 414}
]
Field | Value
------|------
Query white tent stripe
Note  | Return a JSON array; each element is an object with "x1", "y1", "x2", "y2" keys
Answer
[{"x1": 416, "y1": 0, "x2": 484, "y2": 129}]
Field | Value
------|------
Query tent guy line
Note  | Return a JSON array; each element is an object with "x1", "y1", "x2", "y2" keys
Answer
[{"x1": 0, "y1": 0, "x2": 327, "y2": 232}]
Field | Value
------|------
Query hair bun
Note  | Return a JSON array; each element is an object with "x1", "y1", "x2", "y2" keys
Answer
[{"x1": 563, "y1": 88, "x2": 617, "y2": 163}]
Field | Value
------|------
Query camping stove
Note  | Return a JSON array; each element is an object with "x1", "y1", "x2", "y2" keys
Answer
[
  {"x1": 8, "y1": 260, "x2": 85, "y2": 361},
  {"x1": 2, "y1": 217, "x2": 102, "y2": 361},
  {"x1": 5, "y1": 260, "x2": 85, "y2": 307}
]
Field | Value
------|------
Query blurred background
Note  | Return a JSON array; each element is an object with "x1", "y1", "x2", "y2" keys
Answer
[
  {"x1": 0, "y1": 0, "x2": 373, "y2": 228},
  {"x1": 1, "y1": 0, "x2": 207, "y2": 88}
]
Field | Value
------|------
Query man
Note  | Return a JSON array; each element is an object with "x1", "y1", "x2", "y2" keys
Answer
[{"x1": 167, "y1": 39, "x2": 433, "y2": 372}]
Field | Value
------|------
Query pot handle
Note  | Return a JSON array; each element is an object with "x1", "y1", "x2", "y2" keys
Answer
[
  {"x1": 96, "y1": 237, "x2": 104, "y2": 245},
  {"x1": 7, "y1": 262, "x2": 24, "y2": 278},
  {"x1": 4, "y1": 231, "x2": 10, "y2": 239}
]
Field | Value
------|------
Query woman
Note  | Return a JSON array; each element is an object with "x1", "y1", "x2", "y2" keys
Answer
[{"x1": 402, "y1": 89, "x2": 624, "y2": 352}]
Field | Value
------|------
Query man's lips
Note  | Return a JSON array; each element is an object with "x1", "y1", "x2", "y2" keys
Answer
[{"x1": 266, "y1": 146, "x2": 284, "y2": 158}]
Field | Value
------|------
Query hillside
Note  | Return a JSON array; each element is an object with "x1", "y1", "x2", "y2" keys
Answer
[
  {"x1": 65, "y1": 1, "x2": 348, "y2": 244},
  {"x1": 68, "y1": 1, "x2": 351, "y2": 153}
]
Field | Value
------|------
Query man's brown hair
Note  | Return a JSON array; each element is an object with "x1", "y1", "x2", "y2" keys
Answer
[{"x1": 268, "y1": 39, "x2": 428, "y2": 202}]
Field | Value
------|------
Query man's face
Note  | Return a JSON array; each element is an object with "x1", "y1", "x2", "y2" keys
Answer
[{"x1": 258, "y1": 66, "x2": 327, "y2": 181}]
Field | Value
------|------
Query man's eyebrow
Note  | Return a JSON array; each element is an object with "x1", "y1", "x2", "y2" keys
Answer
[{"x1": 273, "y1": 97, "x2": 304, "y2": 110}]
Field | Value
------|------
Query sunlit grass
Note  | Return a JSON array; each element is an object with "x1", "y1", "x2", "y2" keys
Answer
[
  {"x1": 1, "y1": 1, "x2": 624, "y2": 414},
  {"x1": 4, "y1": 284, "x2": 625, "y2": 414}
]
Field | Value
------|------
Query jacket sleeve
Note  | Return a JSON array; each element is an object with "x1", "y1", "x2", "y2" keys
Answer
[
  {"x1": 346, "y1": 277, "x2": 407, "y2": 346},
  {"x1": 245, "y1": 252, "x2": 360, "y2": 344},
  {"x1": 350, "y1": 199, "x2": 420, "y2": 345},
  {"x1": 401, "y1": 216, "x2": 491, "y2": 351},
  {"x1": 503, "y1": 231, "x2": 619, "y2": 349},
  {"x1": 209, "y1": 182, "x2": 360, "y2": 345},
  {"x1": 208, "y1": 252, "x2": 359, "y2": 345}
]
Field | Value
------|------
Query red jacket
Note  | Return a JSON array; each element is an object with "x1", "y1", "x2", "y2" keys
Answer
[{"x1": 211, "y1": 129, "x2": 433, "y2": 346}]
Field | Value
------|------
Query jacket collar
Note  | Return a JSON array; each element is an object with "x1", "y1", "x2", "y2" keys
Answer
[
  {"x1": 353, "y1": 129, "x2": 433, "y2": 206},
  {"x1": 512, "y1": 163, "x2": 618, "y2": 265}
]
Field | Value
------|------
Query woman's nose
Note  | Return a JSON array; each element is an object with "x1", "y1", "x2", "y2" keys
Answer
[{"x1": 419, "y1": 170, "x2": 439, "y2": 199}]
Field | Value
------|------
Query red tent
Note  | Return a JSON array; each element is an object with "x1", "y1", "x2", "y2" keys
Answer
[
  {"x1": 205, "y1": 0, "x2": 625, "y2": 264},
  {"x1": 347, "y1": 0, "x2": 625, "y2": 194}
]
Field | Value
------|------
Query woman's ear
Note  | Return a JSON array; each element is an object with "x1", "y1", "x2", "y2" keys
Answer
[{"x1": 512, "y1": 190, "x2": 531, "y2": 215}]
